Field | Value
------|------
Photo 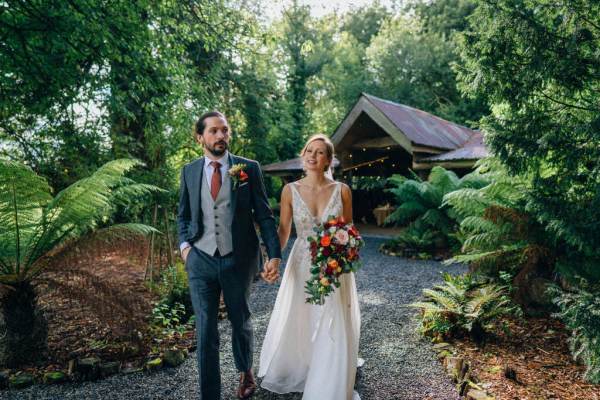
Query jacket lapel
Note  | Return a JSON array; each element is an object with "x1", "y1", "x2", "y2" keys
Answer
[
  {"x1": 228, "y1": 152, "x2": 238, "y2": 212},
  {"x1": 189, "y1": 157, "x2": 204, "y2": 220}
]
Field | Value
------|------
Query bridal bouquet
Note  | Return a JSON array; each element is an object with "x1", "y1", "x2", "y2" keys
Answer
[{"x1": 305, "y1": 216, "x2": 365, "y2": 305}]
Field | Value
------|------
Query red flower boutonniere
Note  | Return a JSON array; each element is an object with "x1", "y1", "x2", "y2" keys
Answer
[{"x1": 228, "y1": 163, "x2": 249, "y2": 189}]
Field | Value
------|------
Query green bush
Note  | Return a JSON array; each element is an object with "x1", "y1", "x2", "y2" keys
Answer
[
  {"x1": 410, "y1": 273, "x2": 520, "y2": 344},
  {"x1": 155, "y1": 262, "x2": 193, "y2": 324},
  {"x1": 383, "y1": 166, "x2": 488, "y2": 255},
  {"x1": 550, "y1": 281, "x2": 600, "y2": 384}
]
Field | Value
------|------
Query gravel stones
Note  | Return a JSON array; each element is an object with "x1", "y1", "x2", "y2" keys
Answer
[{"x1": 5, "y1": 237, "x2": 465, "y2": 399}]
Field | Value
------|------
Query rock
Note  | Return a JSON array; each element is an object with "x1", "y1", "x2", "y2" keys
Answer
[
  {"x1": 432, "y1": 342, "x2": 452, "y2": 352},
  {"x1": 78, "y1": 357, "x2": 101, "y2": 381},
  {"x1": 466, "y1": 389, "x2": 494, "y2": 400},
  {"x1": 122, "y1": 367, "x2": 143, "y2": 375},
  {"x1": 437, "y1": 350, "x2": 452, "y2": 359},
  {"x1": 163, "y1": 349, "x2": 186, "y2": 368},
  {"x1": 9, "y1": 373, "x2": 34, "y2": 389},
  {"x1": 99, "y1": 361, "x2": 120, "y2": 377},
  {"x1": 445, "y1": 356, "x2": 464, "y2": 382},
  {"x1": 43, "y1": 371, "x2": 67, "y2": 384},
  {"x1": 0, "y1": 371, "x2": 8, "y2": 389},
  {"x1": 460, "y1": 361, "x2": 470, "y2": 381},
  {"x1": 145, "y1": 358, "x2": 163, "y2": 371},
  {"x1": 529, "y1": 278, "x2": 555, "y2": 307},
  {"x1": 67, "y1": 359, "x2": 77, "y2": 376},
  {"x1": 504, "y1": 365, "x2": 518, "y2": 381}
]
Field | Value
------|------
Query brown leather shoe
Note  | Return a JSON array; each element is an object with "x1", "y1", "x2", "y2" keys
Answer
[{"x1": 237, "y1": 369, "x2": 257, "y2": 399}]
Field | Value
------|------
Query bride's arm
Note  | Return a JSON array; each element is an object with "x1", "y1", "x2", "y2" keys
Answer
[
  {"x1": 277, "y1": 184, "x2": 293, "y2": 250},
  {"x1": 341, "y1": 183, "x2": 353, "y2": 223}
]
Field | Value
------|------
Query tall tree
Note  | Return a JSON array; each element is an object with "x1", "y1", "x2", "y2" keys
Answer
[
  {"x1": 276, "y1": 1, "x2": 332, "y2": 159},
  {"x1": 457, "y1": 0, "x2": 600, "y2": 280},
  {"x1": 366, "y1": 16, "x2": 485, "y2": 124}
]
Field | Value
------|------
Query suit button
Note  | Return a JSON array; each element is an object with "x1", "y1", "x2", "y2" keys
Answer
[
  {"x1": 213, "y1": 206, "x2": 217, "y2": 210},
  {"x1": 215, "y1": 224, "x2": 219, "y2": 227},
  {"x1": 214, "y1": 215, "x2": 218, "y2": 219},
  {"x1": 216, "y1": 232, "x2": 220, "y2": 235}
]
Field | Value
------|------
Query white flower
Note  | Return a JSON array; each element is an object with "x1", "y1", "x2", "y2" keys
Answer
[{"x1": 334, "y1": 229, "x2": 349, "y2": 245}]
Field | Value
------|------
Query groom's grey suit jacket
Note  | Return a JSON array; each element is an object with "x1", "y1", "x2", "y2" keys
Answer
[{"x1": 177, "y1": 153, "x2": 281, "y2": 275}]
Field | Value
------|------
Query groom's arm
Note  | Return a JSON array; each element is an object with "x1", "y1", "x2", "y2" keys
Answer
[
  {"x1": 177, "y1": 166, "x2": 192, "y2": 252},
  {"x1": 248, "y1": 160, "x2": 282, "y2": 261}
]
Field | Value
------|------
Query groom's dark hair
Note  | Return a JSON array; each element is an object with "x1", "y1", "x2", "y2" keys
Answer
[{"x1": 195, "y1": 111, "x2": 227, "y2": 137}]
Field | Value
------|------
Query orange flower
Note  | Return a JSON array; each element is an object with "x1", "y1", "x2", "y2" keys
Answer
[
  {"x1": 327, "y1": 217, "x2": 338, "y2": 226},
  {"x1": 327, "y1": 259, "x2": 339, "y2": 269},
  {"x1": 320, "y1": 277, "x2": 330, "y2": 286},
  {"x1": 239, "y1": 170, "x2": 249, "y2": 181},
  {"x1": 320, "y1": 235, "x2": 331, "y2": 247}
]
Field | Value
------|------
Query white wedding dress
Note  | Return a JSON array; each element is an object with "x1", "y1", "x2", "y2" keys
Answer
[{"x1": 258, "y1": 182, "x2": 361, "y2": 400}]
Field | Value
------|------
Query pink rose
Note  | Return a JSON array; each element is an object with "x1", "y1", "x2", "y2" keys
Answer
[{"x1": 334, "y1": 229, "x2": 349, "y2": 245}]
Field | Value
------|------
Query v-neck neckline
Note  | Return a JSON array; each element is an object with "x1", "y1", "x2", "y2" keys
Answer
[{"x1": 292, "y1": 182, "x2": 339, "y2": 222}]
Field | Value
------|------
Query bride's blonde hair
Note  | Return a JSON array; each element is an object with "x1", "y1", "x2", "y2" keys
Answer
[{"x1": 300, "y1": 134, "x2": 335, "y2": 171}]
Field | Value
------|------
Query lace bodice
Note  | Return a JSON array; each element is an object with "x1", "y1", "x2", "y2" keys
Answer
[{"x1": 290, "y1": 182, "x2": 342, "y2": 240}]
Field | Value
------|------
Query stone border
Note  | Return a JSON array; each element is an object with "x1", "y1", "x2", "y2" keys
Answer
[
  {"x1": 432, "y1": 342, "x2": 496, "y2": 400},
  {"x1": 0, "y1": 348, "x2": 189, "y2": 391}
]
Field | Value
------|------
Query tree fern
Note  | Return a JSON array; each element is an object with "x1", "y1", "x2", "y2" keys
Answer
[
  {"x1": 0, "y1": 158, "x2": 162, "y2": 285},
  {"x1": 384, "y1": 166, "x2": 489, "y2": 253}
]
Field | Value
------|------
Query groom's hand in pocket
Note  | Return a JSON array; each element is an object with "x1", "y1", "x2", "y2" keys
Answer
[{"x1": 181, "y1": 246, "x2": 191, "y2": 262}]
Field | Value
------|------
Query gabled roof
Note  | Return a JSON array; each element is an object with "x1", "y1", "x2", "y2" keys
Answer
[
  {"x1": 332, "y1": 93, "x2": 479, "y2": 152},
  {"x1": 421, "y1": 131, "x2": 489, "y2": 162},
  {"x1": 363, "y1": 94, "x2": 474, "y2": 150}
]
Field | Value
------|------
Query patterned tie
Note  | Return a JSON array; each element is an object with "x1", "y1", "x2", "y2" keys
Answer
[{"x1": 210, "y1": 161, "x2": 222, "y2": 201}]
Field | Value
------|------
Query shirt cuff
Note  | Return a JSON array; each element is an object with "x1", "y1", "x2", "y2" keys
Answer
[{"x1": 180, "y1": 242, "x2": 192, "y2": 253}]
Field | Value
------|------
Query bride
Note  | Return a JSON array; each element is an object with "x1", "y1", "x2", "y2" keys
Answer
[{"x1": 258, "y1": 134, "x2": 361, "y2": 400}]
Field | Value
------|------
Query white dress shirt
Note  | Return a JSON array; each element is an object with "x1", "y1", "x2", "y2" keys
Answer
[{"x1": 203, "y1": 152, "x2": 229, "y2": 189}]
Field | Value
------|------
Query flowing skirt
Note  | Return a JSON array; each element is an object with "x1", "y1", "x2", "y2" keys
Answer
[{"x1": 258, "y1": 238, "x2": 361, "y2": 400}]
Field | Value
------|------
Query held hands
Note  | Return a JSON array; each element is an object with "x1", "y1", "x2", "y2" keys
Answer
[{"x1": 261, "y1": 258, "x2": 281, "y2": 284}]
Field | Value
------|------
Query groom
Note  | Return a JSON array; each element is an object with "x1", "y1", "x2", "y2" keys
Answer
[{"x1": 177, "y1": 111, "x2": 281, "y2": 399}]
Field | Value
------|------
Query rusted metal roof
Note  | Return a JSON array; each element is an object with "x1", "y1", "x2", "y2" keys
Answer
[
  {"x1": 262, "y1": 156, "x2": 340, "y2": 173},
  {"x1": 364, "y1": 93, "x2": 475, "y2": 150},
  {"x1": 421, "y1": 131, "x2": 489, "y2": 162}
]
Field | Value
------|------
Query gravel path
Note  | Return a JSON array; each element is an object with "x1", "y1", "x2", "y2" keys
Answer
[{"x1": 6, "y1": 237, "x2": 466, "y2": 400}]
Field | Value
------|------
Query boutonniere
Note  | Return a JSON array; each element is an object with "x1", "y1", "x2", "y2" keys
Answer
[{"x1": 228, "y1": 163, "x2": 249, "y2": 189}]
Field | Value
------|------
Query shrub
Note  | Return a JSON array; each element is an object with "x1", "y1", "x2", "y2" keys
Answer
[
  {"x1": 155, "y1": 262, "x2": 193, "y2": 324},
  {"x1": 410, "y1": 273, "x2": 520, "y2": 344},
  {"x1": 550, "y1": 281, "x2": 600, "y2": 384},
  {"x1": 384, "y1": 166, "x2": 488, "y2": 255}
]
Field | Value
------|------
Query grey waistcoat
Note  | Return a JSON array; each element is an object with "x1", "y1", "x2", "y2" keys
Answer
[{"x1": 193, "y1": 172, "x2": 234, "y2": 256}]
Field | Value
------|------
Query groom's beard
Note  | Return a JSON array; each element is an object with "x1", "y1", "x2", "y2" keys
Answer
[{"x1": 205, "y1": 141, "x2": 228, "y2": 157}]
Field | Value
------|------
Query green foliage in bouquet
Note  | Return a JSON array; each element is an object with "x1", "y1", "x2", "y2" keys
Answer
[
  {"x1": 550, "y1": 281, "x2": 600, "y2": 384},
  {"x1": 410, "y1": 273, "x2": 520, "y2": 344}
]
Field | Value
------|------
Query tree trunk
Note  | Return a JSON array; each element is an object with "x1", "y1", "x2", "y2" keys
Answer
[{"x1": 0, "y1": 282, "x2": 48, "y2": 367}]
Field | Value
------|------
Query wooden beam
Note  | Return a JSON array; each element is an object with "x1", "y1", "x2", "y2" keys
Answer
[
  {"x1": 412, "y1": 160, "x2": 476, "y2": 170},
  {"x1": 351, "y1": 136, "x2": 400, "y2": 149},
  {"x1": 411, "y1": 145, "x2": 445, "y2": 154},
  {"x1": 342, "y1": 156, "x2": 389, "y2": 172},
  {"x1": 331, "y1": 96, "x2": 413, "y2": 154}
]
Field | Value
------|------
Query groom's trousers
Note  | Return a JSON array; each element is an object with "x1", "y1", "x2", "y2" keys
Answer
[{"x1": 186, "y1": 247, "x2": 254, "y2": 400}]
